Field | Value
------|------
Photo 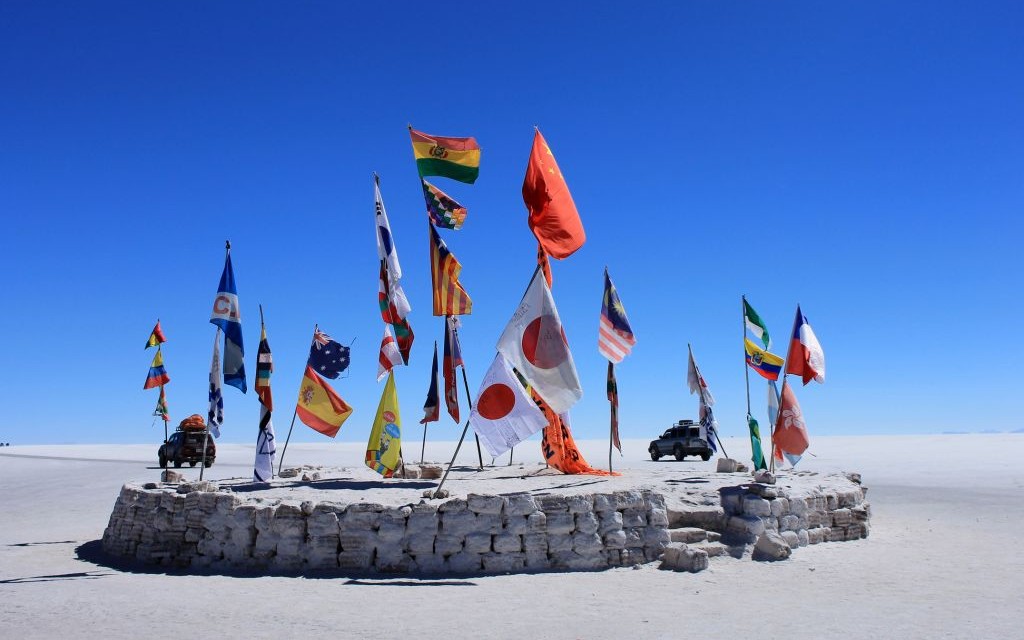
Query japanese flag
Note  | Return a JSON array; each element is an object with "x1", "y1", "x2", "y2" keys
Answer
[
  {"x1": 496, "y1": 269, "x2": 582, "y2": 414},
  {"x1": 470, "y1": 354, "x2": 548, "y2": 458}
]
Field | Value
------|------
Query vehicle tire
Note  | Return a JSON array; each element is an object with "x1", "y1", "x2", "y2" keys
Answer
[
  {"x1": 173, "y1": 459, "x2": 182, "y2": 468},
  {"x1": 701, "y1": 453, "x2": 711, "y2": 461},
  {"x1": 650, "y1": 448, "x2": 661, "y2": 461},
  {"x1": 674, "y1": 446, "x2": 685, "y2": 461},
  {"x1": 158, "y1": 454, "x2": 167, "y2": 469},
  {"x1": 189, "y1": 461, "x2": 197, "y2": 467},
  {"x1": 204, "y1": 459, "x2": 213, "y2": 468}
]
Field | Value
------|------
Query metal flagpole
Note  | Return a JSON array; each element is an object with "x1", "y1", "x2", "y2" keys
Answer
[
  {"x1": 276, "y1": 409, "x2": 299, "y2": 475},
  {"x1": 432, "y1": 417, "x2": 472, "y2": 498},
  {"x1": 277, "y1": 324, "x2": 316, "y2": 475},
  {"x1": 452, "y1": 322, "x2": 485, "y2": 469}
]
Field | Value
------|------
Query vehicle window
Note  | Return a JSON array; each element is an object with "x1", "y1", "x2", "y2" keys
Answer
[{"x1": 662, "y1": 430, "x2": 671, "y2": 438}]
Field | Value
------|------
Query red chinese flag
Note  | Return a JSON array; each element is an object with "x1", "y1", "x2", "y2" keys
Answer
[{"x1": 523, "y1": 129, "x2": 585, "y2": 260}]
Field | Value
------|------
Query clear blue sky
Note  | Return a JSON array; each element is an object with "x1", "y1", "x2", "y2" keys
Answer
[{"x1": 2, "y1": 1, "x2": 1021, "y2": 447}]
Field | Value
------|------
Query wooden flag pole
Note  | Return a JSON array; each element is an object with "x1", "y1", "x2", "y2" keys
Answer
[
  {"x1": 608, "y1": 361, "x2": 615, "y2": 474},
  {"x1": 199, "y1": 328, "x2": 221, "y2": 481},
  {"x1": 277, "y1": 324, "x2": 317, "y2": 475},
  {"x1": 740, "y1": 296, "x2": 756, "y2": 471}
]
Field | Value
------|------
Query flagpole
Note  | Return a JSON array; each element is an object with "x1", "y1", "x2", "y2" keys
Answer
[
  {"x1": 453, "y1": 323, "x2": 485, "y2": 469},
  {"x1": 608, "y1": 361, "x2": 614, "y2": 474},
  {"x1": 199, "y1": 329, "x2": 221, "y2": 481},
  {"x1": 432, "y1": 418, "x2": 473, "y2": 499},
  {"x1": 277, "y1": 324, "x2": 316, "y2": 475}
]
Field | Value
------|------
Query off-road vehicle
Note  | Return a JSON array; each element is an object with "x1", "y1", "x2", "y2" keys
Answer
[{"x1": 648, "y1": 419, "x2": 713, "y2": 461}]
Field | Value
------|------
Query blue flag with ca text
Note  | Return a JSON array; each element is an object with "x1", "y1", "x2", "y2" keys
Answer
[{"x1": 210, "y1": 250, "x2": 246, "y2": 393}]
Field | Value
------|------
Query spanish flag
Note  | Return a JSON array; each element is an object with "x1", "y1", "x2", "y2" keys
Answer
[
  {"x1": 410, "y1": 127, "x2": 480, "y2": 184},
  {"x1": 744, "y1": 338, "x2": 783, "y2": 381},
  {"x1": 295, "y1": 366, "x2": 353, "y2": 438}
]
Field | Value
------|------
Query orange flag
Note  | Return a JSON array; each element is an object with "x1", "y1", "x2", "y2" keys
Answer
[{"x1": 523, "y1": 129, "x2": 585, "y2": 260}]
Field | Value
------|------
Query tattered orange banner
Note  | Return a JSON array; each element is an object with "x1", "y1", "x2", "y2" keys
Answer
[{"x1": 536, "y1": 393, "x2": 617, "y2": 476}]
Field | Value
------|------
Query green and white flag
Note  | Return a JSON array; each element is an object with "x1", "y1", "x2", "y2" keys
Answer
[{"x1": 743, "y1": 297, "x2": 771, "y2": 350}]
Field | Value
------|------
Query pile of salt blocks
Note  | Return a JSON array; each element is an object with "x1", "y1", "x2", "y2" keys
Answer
[{"x1": 102, "y1": 484, "x2": 672, "y2": 575}]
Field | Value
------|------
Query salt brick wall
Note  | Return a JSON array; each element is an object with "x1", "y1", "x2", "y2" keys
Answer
[{"x1": 101, "y1": 478, "x2": 869, "y2": 574}]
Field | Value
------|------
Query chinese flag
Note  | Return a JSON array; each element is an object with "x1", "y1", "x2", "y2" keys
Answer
[{"x1": 523, "y1": 129, "x2": 586, "y2": 260}]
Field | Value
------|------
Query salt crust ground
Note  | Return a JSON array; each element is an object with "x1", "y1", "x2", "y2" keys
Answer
[{"x1": 2, "y1": 434, "x2": 1022, "y2": 639}]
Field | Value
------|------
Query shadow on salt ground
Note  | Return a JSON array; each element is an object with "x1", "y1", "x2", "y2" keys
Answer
[
  {"x1": 526, "y1": 478, "x2": 609, "y2": 492},
  {"x1": 343, "y1": 579, "x2": 475, "y2": 587},
  {"x1": 7, "y1": 540, "x2": 78, "y2": 547},
  {"x1": 73, "y1": 540, "x2": 480, "y2": 584},
  {"x1": 0, "y1": 571, "x2": 113, "y2": 584},
  {"x1": 228, "y1": 479, "x2": 437, "y2": 493}
]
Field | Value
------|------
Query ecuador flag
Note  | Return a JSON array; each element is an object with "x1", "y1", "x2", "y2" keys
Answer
[
  {"x1": 295, "y1": 366, "x2": 352, "y2": 437},
  {"x1": 744, "y1": 338, "x2": 783, "y2": 381},
  {"x1": 410, "y1": 128, "x2": 480, "y2": 184}
]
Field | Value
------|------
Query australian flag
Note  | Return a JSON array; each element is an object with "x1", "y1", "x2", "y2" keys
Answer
[
  {"x1": 308, "y1": 327, "x2": 350, "y2": 379},
  {"x1": 210, "y1": 248, "x2": 246, "y2": 393}
]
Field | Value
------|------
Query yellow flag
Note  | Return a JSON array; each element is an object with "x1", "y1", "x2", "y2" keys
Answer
[{"x1": 366, "y1": 371, "x2": 402, "y2": 477}]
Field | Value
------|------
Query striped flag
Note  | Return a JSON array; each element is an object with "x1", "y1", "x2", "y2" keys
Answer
[
  {"x1": 607, "y1": 361, "x2": 621, "y2": 453},
  {"x1": 145, "y1": 321, "x2": 166, "y2": 349},
  {"x1": 153, "y1": 385, "x2": 170, "y2": 423},
  {"x1": 745, "y1": 338, "x2": 784, "y2": 381},
  {"x1": 443, "y1": 316, "x2": 463, "y2": 423},
  {"x1": 420, "y1": 341, "x2": 440, "y2": 425},
  {"x1": 208, "y1": 330, "x2": 223, "y2": 438},
  {"x1": 378, "y1": 263, "x2": 414, "y2": 364},
  {"x1": 598, "y1": 269, "x2": 636, "y2": 363},
  {"x1": 377, "y1": 325, "x2": 404, "y2": 381},
  {"x1": 422, "y1": 179, "x2": 467, "y2": 230},
  {"x1": 410, "y1": 127, "x2": 481, "y2": 184},
  {"x1": 687, "y1": 345, "x2": 717, "y2": 453},
  {"x1": 143, "y1": 348, "x2": 171, "y2": 389},
  {"x1": 253, "y1": 322, "x2": 275, "y2": 481},
  {"x1": 743, "y1": 297, "x2": 772, "y2": 350},
  {"x1": 429, "y1": 223, "x2": 472, "y2": 316}
]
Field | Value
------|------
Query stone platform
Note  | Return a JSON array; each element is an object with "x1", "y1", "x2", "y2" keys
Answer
[{"x1": 101, "y1": 463, "x2": 870, "y2": 575}]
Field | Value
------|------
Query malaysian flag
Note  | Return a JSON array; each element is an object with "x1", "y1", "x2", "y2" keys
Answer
[
  {"x1": 598, "y1": 269, "x2": 636, "y2": 363},
  {"x1": 307, "y1": 326, "x2": 350, "y2": 379}
]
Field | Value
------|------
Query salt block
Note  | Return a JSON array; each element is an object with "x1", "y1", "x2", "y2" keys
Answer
[
  {"x1": 716, "y1": 458, "x2": 739, "y2": 473},
  {"x1": 660, "y1": 542, "x2": 709, "y2": 572},
  {"x1": 752, "y1": 531, "x2": 792, "y2": 561}
]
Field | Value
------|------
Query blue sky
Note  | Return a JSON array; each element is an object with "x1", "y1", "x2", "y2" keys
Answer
[{"x1": 1, "y1": 1, "x2": 1021, "y2": 447}]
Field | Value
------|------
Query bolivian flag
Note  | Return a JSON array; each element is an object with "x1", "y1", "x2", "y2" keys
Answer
[
  {"x1": 410, "y1": 128, "x2": 480, "y2": 184},
  {"x1": 744, "y1": 338, "x2": 784, "y2": 381},
  {"x1": 366, "y1": 371, "x2": 402, "y2": 477},
  {"x1": 295, "y1": 366, "x2": 352, "y2": 437}
]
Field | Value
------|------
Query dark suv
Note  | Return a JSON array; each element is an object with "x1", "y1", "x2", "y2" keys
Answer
[
  {"x1": 649, "y1": 420, "x2": 713, "y2": 461},
  {"x1": 158, "y1": 429, "x2": 216, "y2": 468}
]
